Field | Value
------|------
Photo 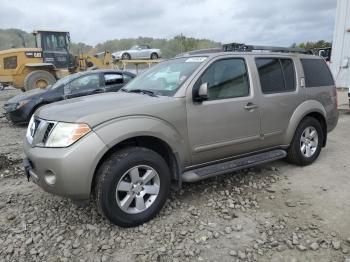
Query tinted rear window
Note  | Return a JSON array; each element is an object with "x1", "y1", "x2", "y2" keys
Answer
[
  {"x1": 255, "y1": 58, "x2": 295, "y2": 94},
  {"x1": 301, "y1": 59, "x2": 334, "y2": 87},
  {"x1": 281, "y1": 59, "x2": 295, "y2": 91}
]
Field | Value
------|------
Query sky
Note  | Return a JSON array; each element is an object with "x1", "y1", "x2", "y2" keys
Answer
[{"x1": 0, "y1": 0, "x2": 337, "y2": 46}]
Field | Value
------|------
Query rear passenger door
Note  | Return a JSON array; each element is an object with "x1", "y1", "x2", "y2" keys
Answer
[
  {"x1": 254, "y1": 57, "x2": 304, "y2": 147},
  {"x1": 187, "y1": 57, "x2": 261, "y2": 164}
]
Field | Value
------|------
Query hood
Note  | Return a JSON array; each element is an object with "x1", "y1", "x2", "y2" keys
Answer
[
  {"x1": 36, "y1": 92, "x2": 183, "y2": 127},
  {"x1": 5, "y1": 88, "x2": 47, "y2": 105}
]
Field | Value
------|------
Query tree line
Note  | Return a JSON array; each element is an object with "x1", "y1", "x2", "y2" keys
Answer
[{"x1": 0, "y1": 28, "x2": 332, "y2": 59}]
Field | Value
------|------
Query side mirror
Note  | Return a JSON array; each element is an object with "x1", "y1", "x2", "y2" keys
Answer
[{"x1": 193, "y1": 82, "x2": 208, "y2": 102}]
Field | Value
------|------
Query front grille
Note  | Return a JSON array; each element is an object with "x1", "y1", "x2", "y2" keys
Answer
[
  {"x1": 33, "y1": 119, "x2": 41, "y2": 137},
  {"x1": 42, "y1": 123, "x2": 55, "y2": 144},
  {"x1": 27, "y1": 117, "x2": 56, "y2": 146}
]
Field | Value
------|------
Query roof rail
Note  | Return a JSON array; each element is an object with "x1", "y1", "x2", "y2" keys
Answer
[{"x1": 223, "y1": 42, "x2": 312, "y2": 54}]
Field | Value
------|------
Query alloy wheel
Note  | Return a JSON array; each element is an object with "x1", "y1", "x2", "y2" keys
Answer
[
  {"x1": 300, "y1": 126, "x2": 318, "y2": 158},
  {"x1": 115, "y1": 165, "x2": 160, "y2": 214}
]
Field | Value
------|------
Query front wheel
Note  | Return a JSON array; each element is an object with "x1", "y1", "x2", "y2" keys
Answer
[
  {"x1": 94, "y1": 147, "x2": 171, "y2": 227},
  {"x1": 121, "y1": 53, "x2": 131, "y2": 60},
  {"x1": 286, "y1": 117, "x2": 324, "y2": 166}
]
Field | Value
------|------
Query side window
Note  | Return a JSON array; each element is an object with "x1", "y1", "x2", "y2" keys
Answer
[
  {"x1": 301, "y1": 59, "x2": 334, "y2": 87},
  {"x1": 104, "y1": 73, "x2": 123, "y2": 85},
  {"x1": 198, "y1": 58, "x2": 249, "y2": 100},
  {"x1": 68, "y1": 74, "x2": 100, "y2": 94},
  {"x1": 281, "y1": 59, "x2": 295, "y2": 91},
  {"x1": 255, "y1": 58, "x2": 296, "y2": 94}
]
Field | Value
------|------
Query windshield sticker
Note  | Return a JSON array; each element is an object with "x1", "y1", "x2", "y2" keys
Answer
[{"x1": 185, "y1": 57, "x2": 207, "y2": 63}]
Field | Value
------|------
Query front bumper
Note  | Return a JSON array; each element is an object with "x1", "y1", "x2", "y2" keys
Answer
[
  {"x1": 23, "y1": 131, "x2": 108, "y2": 200},
  {"x1": 3, "y1": 105, "x2": 30, "y2": 123}
]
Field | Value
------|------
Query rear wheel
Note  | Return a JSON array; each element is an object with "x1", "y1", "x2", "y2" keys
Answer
[
  {"x1": 150, "y1": 53, "x2": 158, "y2": 60},
  {"x1": 94, "y1": 147, "x2": 171, "y2": 227},
  {"x1": 286, "y1": 117, "x2": 324, "y2": 166},
  {"x1": 24, "y1": 70, "x2": 56, "y2": 91}
]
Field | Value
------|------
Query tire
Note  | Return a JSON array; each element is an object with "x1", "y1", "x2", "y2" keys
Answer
[
  {"x1": 24, "y1": 70, "x2": 56, "y2": 91},
  {"x1": 94, "y1": 147, "x2": 171, "y2": 227},
  {"x1": 150, "y1": 53, "x2": 158, "y2": 60},
  {"x1": 286, "y1": 117, "x2": 324, "y2": 166},
  {"x1": 121, "y1": 53, "x2": 131, "y2": 60}
]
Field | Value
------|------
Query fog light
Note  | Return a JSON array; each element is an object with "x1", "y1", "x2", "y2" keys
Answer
[{"x1": 44, "y1": 170, "x2": 56, "y2": 185}]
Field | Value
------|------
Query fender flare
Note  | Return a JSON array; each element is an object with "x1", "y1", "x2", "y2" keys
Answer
[
  {"x1": 283, "y1": 100, "x2": 326, "y2": 145},
  {"x1": 25, "y1": 63, "x2": 56, "y2": 69},
  {"x1": 94, "y1": 116, "x2": 185, "y2": 154}
]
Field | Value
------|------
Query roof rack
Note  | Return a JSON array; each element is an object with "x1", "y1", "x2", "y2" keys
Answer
[{"x1": 223, "y1": 42, "x2": 311, "y2": 54}]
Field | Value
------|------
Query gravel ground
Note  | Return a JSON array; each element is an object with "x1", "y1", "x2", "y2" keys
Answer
[{"x1": 0, "y1": 88, "x2": 350, "y2": 262}]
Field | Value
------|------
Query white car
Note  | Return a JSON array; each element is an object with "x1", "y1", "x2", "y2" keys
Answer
[{"x1": 112, "y1": 45, "x2": 161, "y2": 60}]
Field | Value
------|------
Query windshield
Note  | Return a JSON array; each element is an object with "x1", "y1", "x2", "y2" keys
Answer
[
  {"x1": 49, "y1": 73, "x2": 81, "y2": 90},
  {"x1": 124, "y1": 56, "x2": 207, "y2": 96},
  {"x1": 130, "y1": 45, "x2": 139, "y2": 50}
]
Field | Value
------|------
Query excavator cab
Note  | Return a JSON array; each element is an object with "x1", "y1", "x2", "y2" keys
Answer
[{"x1": 33, "y1": 30, "x2": 74, "y2": 69}]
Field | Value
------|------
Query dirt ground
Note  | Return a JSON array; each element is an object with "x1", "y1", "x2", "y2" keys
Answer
[{"x1": 0, "y1": 88, "x2": 350, "y2": 262}]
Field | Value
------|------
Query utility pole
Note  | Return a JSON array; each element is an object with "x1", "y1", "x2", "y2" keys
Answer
[{"x1": 180, "y1": 33, "x2": 183, "y2": 53}]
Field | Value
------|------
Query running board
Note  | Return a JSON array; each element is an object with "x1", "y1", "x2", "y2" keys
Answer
[{"x1": 182, "y1": 149, "x2": 287, "y2": 182}]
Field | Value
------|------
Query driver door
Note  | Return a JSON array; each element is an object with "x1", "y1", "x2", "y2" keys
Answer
[{"x1": 65, "y1": 73, "x2": 103, "y2": 99}]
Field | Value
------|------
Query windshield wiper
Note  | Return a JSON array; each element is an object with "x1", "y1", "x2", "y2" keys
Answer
[{"x1": 124, "y1": 89, "x2": 158, "y2": 97}]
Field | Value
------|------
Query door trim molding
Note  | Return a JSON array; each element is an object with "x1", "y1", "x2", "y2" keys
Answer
[{"x1": 193, "y1": 135, "x2": 261, "y2": 153}]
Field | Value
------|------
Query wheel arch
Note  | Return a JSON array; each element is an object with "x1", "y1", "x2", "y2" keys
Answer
[
  {"x1": 91, "y1": 135, "x2": 182, "y2": 195},
  {"x1": 150, "y1": 52, "x2": 158, "y2": 58},
  {"x1": 285, "y1": 100, "x2": 327, "y2": 147}
]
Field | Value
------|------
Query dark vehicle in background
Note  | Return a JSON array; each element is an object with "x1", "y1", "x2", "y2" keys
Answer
[{"x1": 3, "y1": 69, "x2": 135, "y2": 124}]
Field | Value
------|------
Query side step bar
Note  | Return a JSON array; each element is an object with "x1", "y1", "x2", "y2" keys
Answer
[{"x1": 182, "y1": 149, "x2": 287, "y2": 182}]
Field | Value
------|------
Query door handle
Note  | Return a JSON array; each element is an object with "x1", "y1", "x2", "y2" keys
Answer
[{"x1": 244, "y1": 103, "x2": 259, "y2": 110}]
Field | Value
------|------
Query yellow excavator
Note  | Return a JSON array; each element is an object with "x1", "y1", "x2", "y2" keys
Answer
[{"x1": 0, "y1": 30, "x2": 114, "y2": 91}]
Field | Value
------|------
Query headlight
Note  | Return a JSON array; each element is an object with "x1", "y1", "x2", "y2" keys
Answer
[
  {"x1": 16, "y1": 100, "x2": 30, "y2": 109},
  {"x1": 45, "y1": 122, "x2": 91, "y2": 148}
]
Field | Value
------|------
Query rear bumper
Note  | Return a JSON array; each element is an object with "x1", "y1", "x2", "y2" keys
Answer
[
  {"x1": 23, "y1": 131, "x2": 108, "y2": 200},
  {"x1": 326, "y1": 107, "x2": 339, "y2": 133}
]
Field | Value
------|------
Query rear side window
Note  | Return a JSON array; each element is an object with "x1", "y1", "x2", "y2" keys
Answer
[
  {"x1": 301, "y1": 59, "x2": 334, "y2": 87},
  {"x1": 255, "y1": 58, "x2": 296, "y2": 94},
  {"x1": 281, "y1": 59, "x2": 295, "y2": 91}
]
